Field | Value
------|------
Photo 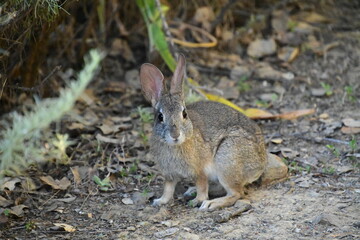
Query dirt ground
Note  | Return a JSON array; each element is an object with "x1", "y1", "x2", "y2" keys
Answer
[{"x1": 1, "y1": 1, "x2": 360, "y2": 240}]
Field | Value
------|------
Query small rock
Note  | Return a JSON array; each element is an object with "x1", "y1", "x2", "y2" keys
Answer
[
  {"x1": 342, "y1": 118, "x2": 360, "y2": 128},
  {"x1": 262, "y1": 153, "x2": 288, "y2": 185},
  {"x1": 179, "y1": 232, "x2": 200, "y2": 240},
  {"x1": 131, "y1": 191, "x2": 154, "y2": 205},
  {"x1": 298, "y1": 180, "x2": 310, "y2": 188},
  {"x1": 319, "y1": 113, "x2": 329, "y2": 119},
  {"x1": 122, "y1": 197, "x2": 134, "y2": 205},
  {"x1": 127, "y1": 226, "x2": 136, "y2": 231},
  {"x1": 311, "y1": 88, "x2": 326, "y2": 97},
  {"x1": 230, "y1": 66, "x2": 251, "y2": 80},
  {"x1": 154, "y1": 227, "x2": 179, "y2": 238},
  {"x1": 247, "y1": 39, "x2": 277, "y2": 58},
  {"x1": 309, "y1": 213, "x2": 341, "y2": 227}
]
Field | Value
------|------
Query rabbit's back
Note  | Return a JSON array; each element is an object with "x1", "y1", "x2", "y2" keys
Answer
[{"x1": 187, "y1": 101, "x2": 262, "y2": 146}]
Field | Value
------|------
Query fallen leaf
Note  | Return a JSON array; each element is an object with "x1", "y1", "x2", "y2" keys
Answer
[
  {"x1": 67, "y1": 122, "x2": 85, "y2": 130},
  {"x1": 40, "y1": 176, "x2": 71, "y2": 190},
  {"x1": 275, "y1": 108, "x2": 316, "y2": 120},
  {"x1": 53, "y1": 223, "x2": 76, "y2": 232},
  {"x1": 20, "y1": 177, "x2": 37, "y2": 191},
  {"x1": 303, "y1": 12, "x2": 331, "y2": 23},
  {"x1": 255, "y1": 64, "x2": 293, "y2": 81},
  {"x1": 244, "y1": 108, "x2": 274, "y2": 119},
  {"x1": 0, "y1": 196, "x2": 13, "y2": 207},
  {"x1": 9, "y1": 205, "x2": 28, "y2": 217},
  {"x1": 271, "y1": 138, "x2": 283, "y2": 144},
  {"x1": 280, "y1": 147, "x2": 299, "y2": 159},
  {"x1": 277, "y1": 47, "x2": 299, "y2": 62},
  {"x1": 70, "y1": 167, "x2": 82, "y2": 185},
  {"x1": 341, "y1": 126, "x2": 360, "y2": 134},
  {"x1": 1, "y1": 178, "x2": 21, "y2": 191},
  {"x1": 96, "y1": 134, "x2": 122, "y2": 144}
]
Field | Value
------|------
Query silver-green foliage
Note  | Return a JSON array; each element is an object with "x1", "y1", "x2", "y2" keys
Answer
[{"x1": 0, "y1": 49, "x2": 104, "y2": 177}]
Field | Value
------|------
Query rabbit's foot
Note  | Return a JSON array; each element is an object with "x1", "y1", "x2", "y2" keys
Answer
[
  {"x1": 152, "y1": 197, "x2": 171, "y2": 206},
  {"x1": 188, "y1": 196, "x2": 208, "y2": 208},
  {"x1": 199, "y1": 195, "x2": 240, "y2": 211}
]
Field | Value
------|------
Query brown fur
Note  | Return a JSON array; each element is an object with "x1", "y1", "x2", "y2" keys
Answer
[{"x1": 140, "y1": 54, "x2": 267, "y2": 210}]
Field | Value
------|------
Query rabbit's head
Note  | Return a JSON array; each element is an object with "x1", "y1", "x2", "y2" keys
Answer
[{"x1": 140, "y1": 54, "x2": 193, "y2": 145}]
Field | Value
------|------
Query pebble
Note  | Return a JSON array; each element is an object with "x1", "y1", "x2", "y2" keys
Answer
[{"x1": 154, "y1": 227, "x2": 179, "y2": 238}]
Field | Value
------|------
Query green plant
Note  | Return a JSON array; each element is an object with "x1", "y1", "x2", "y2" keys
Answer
[
  {"x1": 0, "y1": 50, "x2": 104, "y2": 177},
  {"x1": 288, "y1": 161, "x2": 307, "y2": 174},
  {"x1": 349, "y1": 136, "x2": 358, "y2": 153},
  {"x1": 25, "y1": 221, "x2": 36, "y2": 231},
  {"x1": 322, "y1": 166, "x2": 336, "y2": 175},
  {"x1": 255, "y1": 100, "x2": 270, "y2": 108},
  {"x1": 137, "y1": 106, "x2": 153, "y2": 124},
  {"x1": 93, "y1": 175, "x2": 111, "y2": 191},
  {"x1": 344, "y1": 86, "x2": 356, "y2": 102},
  {"x1": 287, "y1": 19, "x2": 298, "y2": 32},
  {"x1": 320, "y1": 82, "x2": 333, "y2": 96},
  {"x1": 3, "y1": 209, "x2": 10, "y2": 216},
  {"x1": 237, "y1": 76, "x2": 251, "y2": 92},
  {"x1": 129, "y1": 162, "x2": 138, "y2": 174},
  {"x1": 326, "y1": 144, "x2": 340, "y2": 158}
]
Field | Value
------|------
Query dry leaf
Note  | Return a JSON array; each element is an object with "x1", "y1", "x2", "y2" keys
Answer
[
  {"x1": 303, "y1": 12, "x2": 331, "y2": 23},
  {"x1": 79, "y1": 89, "x2": 96, "y2": 105},
  {"x1": 0, "y1": 195, "x2": 13, "y2": 207},
  {"x1": 96, "y1": 133, "x2": 122, "y2": 144},
  {"x1": 275, "y1": 109, "x2": 316, "y2": 120},
  {"x1": 10, "y1": 205, "x2": 28, "y2": 217},
  {"x1": 277, "y1": 47, "x2": 299, "y2": 62},
  {"x1": 341, "y1": 127, "x2": 360, "y2": 135},
  {"x1": 40, "y1": 176, "x2": 71, "y2": 190},
  {"x1": 20, "y1": 177, "x2": 37, "y2": 191},
  {"x1": 53, "y1": 223, "x2": 76, "y2": 232},
  {"x1": 1, "y1": 178, "x2": 21, "y2": 191},
  {"x1": 271, "y1": 138, "x2": 283, "y2": 144},
  {"x1": 244, "y1": 108, "x2": 274, "y2": 119},
  {"x1": 70, "y1": 167, "x2": 82, "y2": 185}
]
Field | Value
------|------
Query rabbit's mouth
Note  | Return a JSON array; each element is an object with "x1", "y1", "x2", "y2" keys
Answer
[{"x1": 165, "y1": 132, "x2": 185, "y2": 145}]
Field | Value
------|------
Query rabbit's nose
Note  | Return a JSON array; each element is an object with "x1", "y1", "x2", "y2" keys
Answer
[{"x1": 169, "y1": 125, "x2": 180, "y2": 139}]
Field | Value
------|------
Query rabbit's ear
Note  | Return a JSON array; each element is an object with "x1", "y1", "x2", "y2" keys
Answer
[
  {"x1": 170, "y1": 54, "x2": 186, "y2": 96},
  {"x1": 140, "y1": 63, "x2": 164, "y2": 106}
]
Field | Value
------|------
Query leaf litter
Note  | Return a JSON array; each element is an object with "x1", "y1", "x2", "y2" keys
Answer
[{"x1": 1, "y1": 1, "x2": 360, "y2": 239}]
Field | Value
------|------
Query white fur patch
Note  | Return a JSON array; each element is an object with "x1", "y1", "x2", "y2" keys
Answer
[
  {"x1": 165, "y1": 131, "x2": 185, "y2": 145},
  {"x1": 204, "y1": 162, "x2": 218, "y2": 181}
]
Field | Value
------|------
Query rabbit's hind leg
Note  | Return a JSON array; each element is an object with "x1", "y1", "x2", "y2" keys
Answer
[{"x1": 199, "y1": 178, "x2": 243, "y2": 210}]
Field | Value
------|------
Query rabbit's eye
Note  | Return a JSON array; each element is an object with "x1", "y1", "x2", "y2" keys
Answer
[
  {"x1": 182, "y1": 109, "x2": 187, "y2": 119},
  {"x1": 158, "y1": 113, "x2": 164, "y2": 122}
]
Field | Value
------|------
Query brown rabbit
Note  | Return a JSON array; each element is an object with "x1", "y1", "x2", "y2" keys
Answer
[{"x1": 140, "y1": 54, "x2": 267, "y2": 210}]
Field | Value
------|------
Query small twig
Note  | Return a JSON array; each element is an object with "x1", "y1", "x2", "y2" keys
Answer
[
  {"x1": 6, "y1": 65, "x2": 61, "y2": 92},
  {"x1": 39, "y1": 190, "x2": 60, "y2": 208}
]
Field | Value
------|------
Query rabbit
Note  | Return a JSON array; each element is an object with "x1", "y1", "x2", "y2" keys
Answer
[{"x1": 139, "y1": 54, "x2": 267, "y2": 210}]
